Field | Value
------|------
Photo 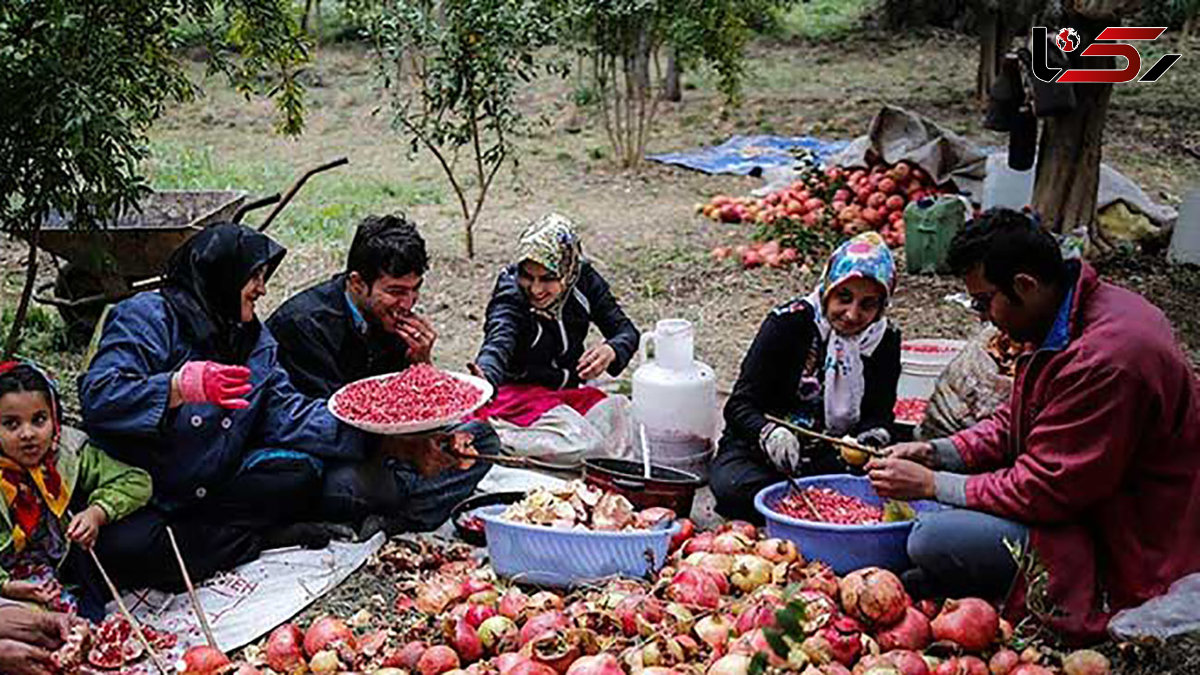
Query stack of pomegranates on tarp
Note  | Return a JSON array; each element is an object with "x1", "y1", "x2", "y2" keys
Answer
[{"x1": 167, "y1": 521, "x2": 1110, "y2": 675}]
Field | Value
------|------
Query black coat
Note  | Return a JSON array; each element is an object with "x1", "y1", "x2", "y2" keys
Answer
[
  {"x1": 722, "y1": 299, "x2": 901, "y2": 447},
  {"x1": 266, "y1": 274, "x2": 410, "y2": 399},
  {"x1": 475, "y1": 261, "x2": 640, "y2": 389}
]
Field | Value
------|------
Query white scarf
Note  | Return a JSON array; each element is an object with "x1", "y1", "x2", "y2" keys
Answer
[{"x1": 804, "y1": 290, "x2": 888, "y2": 436}]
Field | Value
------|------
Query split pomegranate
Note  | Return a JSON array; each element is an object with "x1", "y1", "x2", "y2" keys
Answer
[
  {"x1": 614, "y1": 593, "x2": 664, "y2": 636},
  {"x1": 265, "y1": 624, "x2": 305, "y2": 673},
  {"x1": 176, "y1": 645, "x2": 231, "y2": 675},
  {"x1": 519, "y1": 611, "x2": 569, "y2": 646},
  {"x1": 464, "y1": 603, "x2": 498, "y2": 628},
  {"x1": 773, "y1": 487, "x2": 884, "y2": 524},
  {"x1": 840, "y1": 567, "x2": 909, "y2": 626},
  {"x1": 499, "y1": 588, "x2": 530, "y2": 618},
  {"x1": 451, "y1": 618, "x2": 484, "y2": 662},
  {"x1": 333, "y1": 364, "x2": 481, "y2": 425},
  {"x1": 930, "y1": 598, "x2": 998, "y2": 653},
  {"x1": 819, "y1": 614, "x2": 865, "y2": 666},
  {"x1": 478, "y1": 616, "x2": 519, "y2": 653}
]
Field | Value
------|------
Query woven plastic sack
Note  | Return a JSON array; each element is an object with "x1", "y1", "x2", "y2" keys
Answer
[
  {"x1": 917, "y1": 325, "x2": 1014, "y2": 440},
  {"x1": 1109, "y1": 572, "x2": 1200, "y2": 643}
]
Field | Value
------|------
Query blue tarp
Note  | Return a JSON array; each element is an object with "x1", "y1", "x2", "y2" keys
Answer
[{"x1": 646, "y1": 135, "x2": 850, "y2": 176}]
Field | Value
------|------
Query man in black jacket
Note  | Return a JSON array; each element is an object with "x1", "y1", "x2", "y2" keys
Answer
[{"x1": 268, "y1": 215, "x2": 498, "y2": 536}]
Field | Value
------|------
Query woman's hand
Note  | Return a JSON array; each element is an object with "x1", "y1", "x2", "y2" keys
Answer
[
  {"x1": 0, "y1": 639, "x2": 53, "y2": 675},
  {"x1": 866, "y1": 457, "x2": 936, "y2": 500},
  {"x1": 66, "y1": 505, "x2": 108, "y2": 549},
  {"x1": 577, "y1": 343, "x2": 617, "y2": 381},
  {"x1": 1, "y1": 580, "x2": 61, "y2": 607}
]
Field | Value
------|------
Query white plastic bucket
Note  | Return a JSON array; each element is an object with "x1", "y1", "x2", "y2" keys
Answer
[{"x1": 897, "y1": 339, "x2": 966, "y2": 400}]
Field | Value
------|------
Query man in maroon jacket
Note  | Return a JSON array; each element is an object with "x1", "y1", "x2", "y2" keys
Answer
[{"x1": 868, "y1": 208, "x2": 1200, "y2": 644}]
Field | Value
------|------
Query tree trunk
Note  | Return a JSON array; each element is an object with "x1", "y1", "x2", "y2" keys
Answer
[
  {"x1": 1031, "y1": 17, "x2": 1112, "y2": 248},
  {"x1": 976, "y1": 10, "x2": 1003, "y2": 102},
  {"x1": 663, "y1": 48, "x2": 681, "y2": 102},
  {"x1": 4, "y1": 221, "x2": 42, "y2": 359}
]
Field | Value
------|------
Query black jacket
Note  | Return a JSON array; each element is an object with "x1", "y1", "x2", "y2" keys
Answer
[
  {"x1": 723, "y1": 299, "x2": 901, "y2": 446},
  {"x1": 475, "y1": 261, "x2": 640, "y2": 389},
  {"x1": 266, "y1": 274, "x2": 410, "y2": 399}
]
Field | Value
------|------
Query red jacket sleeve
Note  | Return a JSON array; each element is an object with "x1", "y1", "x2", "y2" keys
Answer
[
  {"x1": 949, "y1": 400, "x2": 1015, "y2": 472},
  {"x1": 964, "y1": 358, "x2": 1145, "y2": 524}
]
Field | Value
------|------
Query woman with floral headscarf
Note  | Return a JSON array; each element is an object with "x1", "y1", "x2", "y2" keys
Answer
[
  {"x1": 710, "y1": 232, "x2": 902, "y2": 523},
  {"x1": 470, "y1": 214, "x2": 640, "y2": 461}
]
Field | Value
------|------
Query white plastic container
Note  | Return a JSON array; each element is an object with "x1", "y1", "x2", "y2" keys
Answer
[
  {"x1": 632, "y1": 319, "x2": 717, "y2": 481},
  {"x1": 1168, "y1": 190, "x2": 1200, "y2": 266},
  {"x1": 983, "y1": 152, "x2": 1035, "y2": 211},
  {"x1": 896, "y1": 339, "x2": 966, "y2": 400}
]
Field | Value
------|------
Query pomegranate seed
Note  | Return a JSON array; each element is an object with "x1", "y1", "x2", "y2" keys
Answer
[
  {"x1": 772, "y1": 487, "x2": 883, "y2": 525},
  {"x1": 893, "y1": 397, "x2": 928, "y2": 423},
  {"x1": 333, "y1": 364, "x2": 480, "y2": 425}
]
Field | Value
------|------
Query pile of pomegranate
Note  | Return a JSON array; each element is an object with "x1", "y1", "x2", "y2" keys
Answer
[
  {"x1": 333, "y1": 364, "x2": 483, "y2": 426},
  {"x1": 500, "y1": 481, "x2": 676, "y2": 532},
  {"x1": 169, "y1": 521, "x2": 1111, "y2": 675},
  {"x1": 770, "y1": 488, "x2": 884, "y2": 525},
  {"x1": 703, "y1": 161, "x2": 944, "y2": 270}
]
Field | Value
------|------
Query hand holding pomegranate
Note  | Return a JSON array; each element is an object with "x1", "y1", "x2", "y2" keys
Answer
[{"x1": 866, "y1": 457, "x2": 935, "y2": 500}]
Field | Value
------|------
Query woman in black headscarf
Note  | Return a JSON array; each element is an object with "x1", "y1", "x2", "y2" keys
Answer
[{"x1": 79, "y1": 223, "x2": 363, "y2": 591}]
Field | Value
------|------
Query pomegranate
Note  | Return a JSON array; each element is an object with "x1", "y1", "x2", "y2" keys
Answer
[
  {"x1": 508, "y1": 662, "x2": 560, "y2": 675},
  {"x1": 1009, "y1": 666, "x2": 1054, "y2": 675},
  {"x1": 934, "y1": 656, "x2": 988, "y2": 675},
  {"x1": 883, "y1": 650, "x2": 932, "y2": 675},
  {"x1": 525, "y1": 631, "x2": 580, "y2": 674},
  {"x1": 309, "y1": 650, "x2": 340, "y2": 673},
  {"x1": 565, "y1": 653, "x2": 623, "y2": 675},
  {"x1": 265, "y1": 624, "x2": 305, "y2": 673},
  {"x1": 997, "y1": 618, "x2": 1014, "y2": 644},
  {"x1": 914, "y1": 599, "x2": 941, "y2": 620},
  {"x1": 176, "y1": 646, "x2": 231, "y2": 675},
  {"x1": 875, "y1": 607, "x2": 932, "y2": 651},
  {"x1": 465, "y1": 604, "x2": 498, "y2": 628},
  {"x1": 687, "y1": 563, "x2": 732, "y2": 594},
  {"x1": 519, "y1": 611, "x2": 568, "y2": 646},
  {"x1": 819, "y1": 615, "x2": 864, "y2": 666},
  {"x1": 670, "y1": 518, "x2": 695, "y2": 551},
  {"x1": 496, "y1": 653, "x2": 529, "y2": 674},
  {"x1": 527, "y1": 591, "x2": 564, "y2": 613},
  {"x1": 711, "y1": 532, "x2": 752, "y2": 555},
  {"x1": 615, "y1": 594, "x2": 664, "y2": 636},
  {"x1": 390, "y1": 641, "x2": 429, "y2": 670},
  {"x1": 879, "y1": 178, "x2": 898, "y2": 194},
  {"x1": 231, "y1": 665, "x2": 263, "y2": 675},
  {"x1": 734, "y1": 597, "x2": 779, "y2": 635},
  {"x1": 478, "y1": 616, "x2": 518, "y2": 653},
  {"x1": 930, "y1": 598, "x2": 999, "y2": 652},
  {"x1": 499, "y1": 588, "x2": 529, "y2": 618},
  {"x1": 706, "y1": 653, "x2": 751, "y2": 675},
  {"x1": 730, "y1": 555, "x2": 774, "y2": 592},
  {"x1": 360, "y1": 629, "x2": 388, "y2": 657},
  {"x1": 666, "y1": 567, "x2": 722, "y2": 608},
  {"x1": 419, "y1": 577, "x2": 466, "y2": 614},
  {"x1": 303, "y1": 616, "x2": 356, "y2": 658},
  {"x1": 693, "y1": 614, "x2": 732, "y2": 649},
  {"x1": 840, "y1": 567, "x2": 908, "y2": 627},
  {"x1": 795, "y1": 561, "x2": 841, "y2": 597},
  {"x1": 686, "y1": 552, "x2": 735, "y2": 576},
  {"x1": 988, "y1": 649, "x2": 1020, "y2": 675},
  {"x1": 796, "y1": 590, "x2": 838, "y2": 632},
  {"x1": 418, "y1": 645, "x2": 461, "y2": 675},
  {"x1": 452, "y1": 618, "x2": 484, "y2": 662},
  {"x1": 1062, "y1": 649, "x2": 1111, "y2": 675}
]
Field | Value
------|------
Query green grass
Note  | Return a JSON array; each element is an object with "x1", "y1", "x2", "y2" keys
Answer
[
  {"x1": 143, "y1": 142, "x2": 445, "y2": 245},
  {"x1": 777, "y1": 0, "x2": 872, "y2": 41}
]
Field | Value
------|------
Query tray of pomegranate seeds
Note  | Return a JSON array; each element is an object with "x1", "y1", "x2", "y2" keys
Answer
[{"x1": 329, "y1": 363, "x2": 494, "y2": 435}]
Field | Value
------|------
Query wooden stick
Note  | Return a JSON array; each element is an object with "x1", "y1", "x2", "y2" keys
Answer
[
  {"x1": 86, "y1": 548, "x2": 170, "y2": 675},
  {"x1": 167, "y1": 526, "x2": 219, "y2": 650},
  {"x1": 446, "y1": 448, "x2": 536, "y2": 468},
  {"x1": 799, "y1": 490, "x2": 824, "y2": 521},
  {"x1": 764, "y1": 414, "x2": 887, "y2": 457}
]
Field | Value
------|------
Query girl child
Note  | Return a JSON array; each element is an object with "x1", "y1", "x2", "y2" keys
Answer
[{"x1": 0, "y1": 361, "x2": 150, "y2": 618}]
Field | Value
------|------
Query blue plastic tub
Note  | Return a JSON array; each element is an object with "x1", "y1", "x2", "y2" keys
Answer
[
  {"x1": 754, "y1": 476, "x2": 945, "y2": 574},
  {"x1": 476, "y1": 505, "x2": 680, "y2": 588}
]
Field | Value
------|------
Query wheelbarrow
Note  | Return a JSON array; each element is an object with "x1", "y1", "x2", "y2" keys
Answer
[{"x1": 22, "y1": 157, "x2": 348, "y2": 345}]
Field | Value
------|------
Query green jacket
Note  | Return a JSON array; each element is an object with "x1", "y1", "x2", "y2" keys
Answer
[{"x1": 0, "y1": 426, "x2": 152, "y2": 585}]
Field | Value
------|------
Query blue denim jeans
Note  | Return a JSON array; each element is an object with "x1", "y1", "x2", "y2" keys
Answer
[
  {"x1": 320, "y1": 421, "x2": 499, "y2": 532},
  {"x1": 903, "y1": 507, "x2": 1029, "y2": 601}
]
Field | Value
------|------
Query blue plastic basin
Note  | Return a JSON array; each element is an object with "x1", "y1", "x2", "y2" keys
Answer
[
  {"x1": 754, "y1": 475, "x2": 945, "y2": 575},
  {"x1": 476, "y1": 505, "x2": 680, "y2": 588}
]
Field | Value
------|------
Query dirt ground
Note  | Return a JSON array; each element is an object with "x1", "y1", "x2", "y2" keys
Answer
[{"x1": 2, "y1": 24, "x2": 1199, "y2": 671}]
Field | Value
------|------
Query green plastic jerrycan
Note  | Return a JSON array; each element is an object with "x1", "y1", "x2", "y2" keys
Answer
[{"x1": 904, "y1": 195, "x2": 971, "y2": 274}]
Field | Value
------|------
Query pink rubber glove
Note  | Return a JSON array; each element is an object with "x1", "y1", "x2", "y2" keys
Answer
[{"x1": 177, "y1": 361, "x2": 252, "y2": 409}]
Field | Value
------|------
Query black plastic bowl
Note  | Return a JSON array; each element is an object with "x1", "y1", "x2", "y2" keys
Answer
[{"x1": 451, "y1": 491, "x2": 526, "y2": 546}]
